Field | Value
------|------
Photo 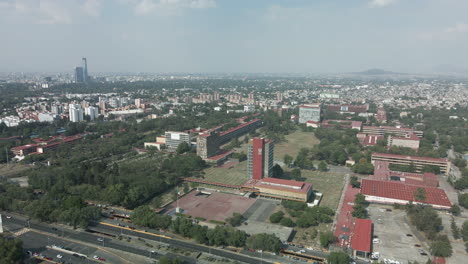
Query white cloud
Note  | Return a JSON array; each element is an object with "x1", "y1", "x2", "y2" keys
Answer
[
  {"x1": 369, "y1": 0, "x2": 398, "y2": 8},
  {"x1": 81, "y1": 0, "x2": 103, "y2": 17},
  {"x1": 131, "y1": 0, "x2": 216, "y2": 15},
  {"x1": 445, "y1": 23, "x2": 468, "y2": 33}
]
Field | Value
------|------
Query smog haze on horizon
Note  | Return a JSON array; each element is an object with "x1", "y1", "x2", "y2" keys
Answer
[{"x1": 1, "y1": 0, "x2": 468, "y2": 74}]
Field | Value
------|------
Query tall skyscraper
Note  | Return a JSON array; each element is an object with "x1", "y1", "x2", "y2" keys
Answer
[
  {"x1": 74, "y1": 67, "x2": 84, "y2": 83},
  {"x1": 248, "y1": 138, "x2": 274, "y2": 180},
  {"x1": 69, "y1": 104, "x2": 83, "y2": 122},
  {"x1": 82, "y1": 57, "x2": 88, "y2": 82}
]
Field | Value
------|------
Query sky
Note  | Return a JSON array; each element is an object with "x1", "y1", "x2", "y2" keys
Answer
[{"x1": 0, "y1": 0, "x2": 468, "y2": 73}]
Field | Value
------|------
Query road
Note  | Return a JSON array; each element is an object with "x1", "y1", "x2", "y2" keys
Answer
[
  {"x1": 2, "y1": 215, "x2": 194, "y2": 264},
  {"x1": 3, "y1": 213, "x2": 277, "y2": 264},
  {"x1": 92, "y1": 222, "x2": 275, "y2": 264}
]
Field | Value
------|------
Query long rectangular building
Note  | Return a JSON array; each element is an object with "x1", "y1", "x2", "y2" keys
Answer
[
  {"x1": 362, "y1": 126, "x2": 423, "y2": 137},
  {"x1": 371, "y1": 153, "x2": 451, "y2": 175},
  {"x1": 241, "y1": 177, "x2": 313, "y2": 202},
  {"x1": 361, "y1": 179, "x2": 451, "y2": 209}
]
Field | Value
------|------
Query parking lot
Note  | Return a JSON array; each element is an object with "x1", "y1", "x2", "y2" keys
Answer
[{"x1": 368, "y1": 204, "x2": 432, "y2": 264}]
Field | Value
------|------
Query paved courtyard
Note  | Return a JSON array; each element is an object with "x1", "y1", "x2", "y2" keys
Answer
[{"x1": 165, "y1": 190, "x2": 256, "y2": 222}]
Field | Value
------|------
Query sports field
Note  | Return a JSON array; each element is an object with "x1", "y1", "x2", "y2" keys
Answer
[
  {"x1": 202, "y1": 160, "x2": 249, "y2": 186},
  {"x1": 274, "y1": 130, "x2": 319, "y2": 160}
]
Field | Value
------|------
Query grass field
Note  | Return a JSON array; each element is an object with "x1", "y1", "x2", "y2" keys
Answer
[
  {"x1": 0, "y1": 163, "x2": 32, "y2": 178},
  {"x1": 274, "y1": 130, "x2": 319, "y2": 160},
  {"x1": 301, "y1": 170, "x2": 346, "y2": 211},
  {"x1": 201, "y1": 160, "x2": 249, "y2": 186}
]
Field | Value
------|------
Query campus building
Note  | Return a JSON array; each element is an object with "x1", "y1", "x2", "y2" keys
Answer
[
  {"x1": 362, "y1": 126, "x2": 423, "y2": 138},
  {"x1": 371, "y1": 153, "x2": 451, "y2": 175},
  {"x1": 165, "y1": 131, "x2": 192, "y2": 151},
  {"x1": 326, "y1": 104, "x2": 368, "y2": 113},
  {"x1": 351, "y1": 219, "x2": 373, "y2": 258},
  {"x1": 298, "y1": 104, "x2": 321, "y2": 123},
  {"x1": 247, "y1": 138, "x2": 274, "y2": 180},
  {"x1": 196, "y1": 118, "x2": 262, "y2": 160},
  {"x1": 387, "y1": 133, "x2": 420, "y2": 151},
  {"x1": 242, "y1": 177, "x2": 313, "y2": 202},
  {"x1": 360, "y1": 179, "x2": 451, "y2": 210},
  {"x1": 372, "y1": 161, "x2": 439, "y2": 188}
]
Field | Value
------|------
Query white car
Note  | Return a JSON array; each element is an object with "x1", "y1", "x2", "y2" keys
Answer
[
  {"x1": 94, "y1": 255, "x2": 99, "y2": 260},
  {"x1": 6, "y1": 216, "x2": 11, "y2": 219},
  {"x1": 373, "y1": 238, "x2": 380, "y2": 244},
  {"x1": 97, "y1": 238, "x2": 104, "y2": 242},
  {"x1": 57, "y1": 254, "x2": 63, "y2": 259}
]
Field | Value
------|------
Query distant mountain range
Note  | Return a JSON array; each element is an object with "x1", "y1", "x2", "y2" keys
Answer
[{"x1": 351, "y1": 68, "x2": 405, "y2": 75}]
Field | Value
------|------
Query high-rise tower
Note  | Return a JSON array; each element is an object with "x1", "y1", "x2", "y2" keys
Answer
[
  {"x1": 82, "y1": 57, "x2": 88, "y2": 82},
  {"x1": 248, "y1": 138, "x2": 274, "y2": 180}
]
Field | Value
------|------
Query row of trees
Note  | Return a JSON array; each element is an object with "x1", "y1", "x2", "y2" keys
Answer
[
  {"x1": 269, "y1": 201, "x2": 334, "y2": 228},
  {"x1": 406, "y1": 204, "x2": 452, "y2": 257},
  {"x1": 131, "y1": 206, "x2": 283, "y2": 252}
]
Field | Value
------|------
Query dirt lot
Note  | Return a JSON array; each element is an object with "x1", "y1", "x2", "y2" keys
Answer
[{"x1": 368, "y1": 204, "x2": 432, "y2": 264}]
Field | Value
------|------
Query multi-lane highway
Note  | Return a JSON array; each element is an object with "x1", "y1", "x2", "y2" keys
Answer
[{"x1": 2, "y1": 213, "x2": 277, "y2": 264}]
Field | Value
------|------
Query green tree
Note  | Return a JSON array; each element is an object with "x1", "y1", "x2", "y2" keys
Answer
[
  {"x1": 269, "y1": 211, "x2": 284, "y2": 224},
  {"x1": 176, "y1": 142, "x2": 191, "y2": 154},
  {"x1": 414, "y1": 187, "x2": 427, "y2": 202},
  {"x1": 327, "y1": 252, "x2": 350, "y2": 264},
  {"x1": 159, "y1": 256, "x2": 182, "y2": 264},
  {"x1": 0, "y1": 235, "x2": 23, "y2": 264},
  {"x1": 319, "y1": 231, "x2": 336, "y2": 248},
  {"x1": 430, "y1": 236, "x2": 452, "y2": 257},
  {"x1": 284, "y1": 154, "x2": 293, "y2": 167},
  {"x1": 226, "y1": 213, "x2": 243, "y2": 227},
  {"x1": 246, "y1": 233, "x2": 282, "y2": 253},
  {"x1": 451, "y1": 218, "x2": 461, "y2": 240},
  {"x1": 462, "y1": 221, "x2": 468, "y2": 242},
  {"x1": 279, "y1": 217, "x2": 295, "y2": 227},
  {"x1": 271, "y1": 164, "x2": 284, "y2": 178},
  {"x1": 459, "y1": 193, "x2": 468, "y2": 209},
  {"x1": 350, "y1": 176, "x2": 361, "y2": 188},
  {"x1": 291, "y1": 168, "x2": 302, "y2": 181},
  {"x1": 449, "y1": 204, "x2": 461, "y2": 216},
  {"x1": 318, "y1": 161, "x2": 328, "y2": 172}
]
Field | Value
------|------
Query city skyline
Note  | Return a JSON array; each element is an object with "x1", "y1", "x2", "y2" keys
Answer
[{"x1": 0, "y1": 0, "x2": 467, "y2": 74}]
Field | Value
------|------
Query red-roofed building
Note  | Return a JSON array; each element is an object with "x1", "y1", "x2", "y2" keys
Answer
[
  {"x1": 241, "y1": 177, "x2": 313, "y2": 202},
  {"x1": 351, "y1": 219, "x2": 373, "y2": 258},
  {"x1": 361, "y1": 179, "x2": 451, "y2": 209},
  {"x1": 372, "y1": 161, "x2": 439, "y2": 187},
  {"x1": 358, "y1": 134, "x2": 384, "y2": 146},
  {"x1": 432, "y1": 257, "x2": 446, "y2": 264},
  {"x1": 306, "y1": 120, "x2": 320, "y2": 128}
]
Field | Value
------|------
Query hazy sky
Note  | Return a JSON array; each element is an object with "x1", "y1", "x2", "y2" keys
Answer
[{"x1": 1, "y1": 0, "x2": 468, "y2": 73}]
